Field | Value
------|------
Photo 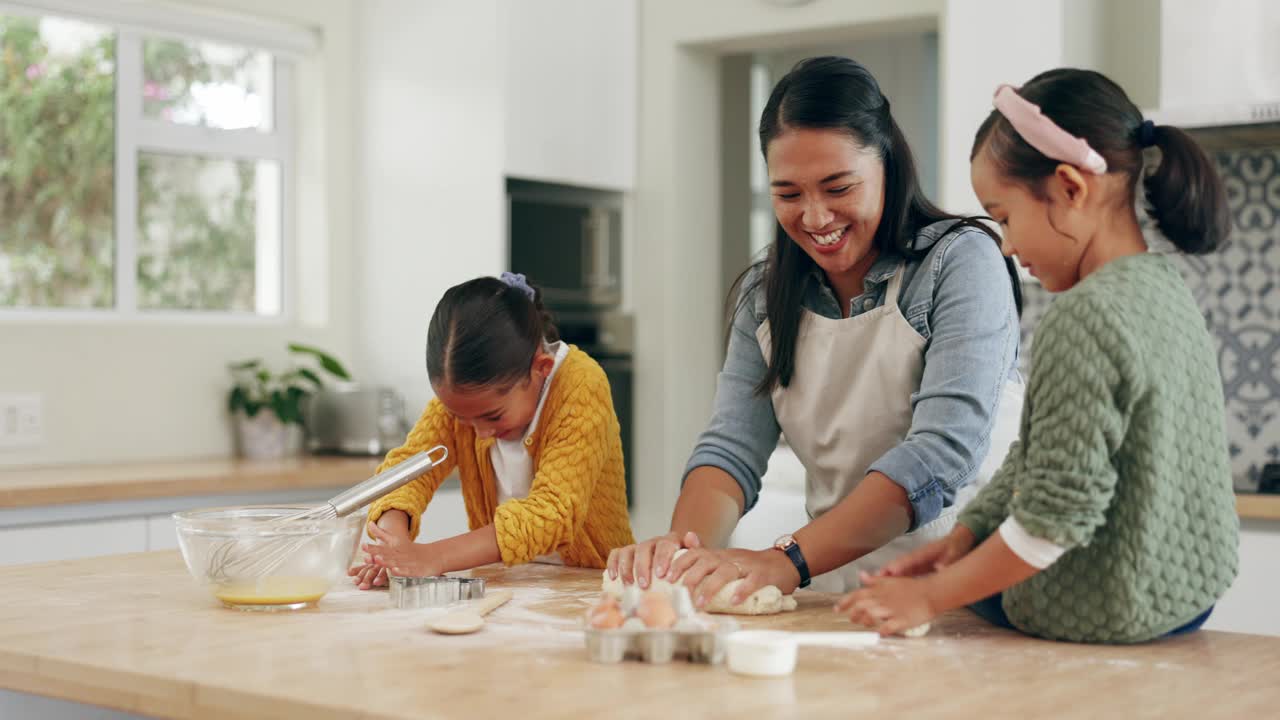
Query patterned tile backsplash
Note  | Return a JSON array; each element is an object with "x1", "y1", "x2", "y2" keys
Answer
[{"x1": 1018, "y1": 146, "x2": 1280, "y2": 486}]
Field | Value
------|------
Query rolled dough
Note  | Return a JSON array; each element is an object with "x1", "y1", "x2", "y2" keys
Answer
[{"x1": 602, "y1": 549, "x2": 797, "y2": 615}]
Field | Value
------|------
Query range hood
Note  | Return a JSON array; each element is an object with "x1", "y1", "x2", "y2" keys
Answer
[{"x1": 1141, "y1": 0, "x2": 1280, "y2": 147}]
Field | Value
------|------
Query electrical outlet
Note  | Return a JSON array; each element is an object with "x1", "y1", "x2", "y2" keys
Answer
[{"x1": 0, "y1": 393, "x2": 43, "y2": 448}]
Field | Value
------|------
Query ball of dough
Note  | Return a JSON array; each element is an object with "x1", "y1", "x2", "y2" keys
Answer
[
  {"x1": 900, "y1": 622, "x2": 931, "y2": 638},
  {"x1": 601, "y1": 549, "x2": 798, "y2": 616}
]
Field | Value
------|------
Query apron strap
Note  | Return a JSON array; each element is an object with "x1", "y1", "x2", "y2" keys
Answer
[{"x1": 883, "y1": 263, "x2": 907, "y2": 311}]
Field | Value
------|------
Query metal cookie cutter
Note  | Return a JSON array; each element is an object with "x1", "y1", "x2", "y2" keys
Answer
[{"x1": 388, "y1": 576, "x2": 486, "y2": 609}]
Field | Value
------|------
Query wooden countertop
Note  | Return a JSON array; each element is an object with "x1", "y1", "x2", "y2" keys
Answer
[
  {"x1": 0, "y1": 553, "x2": 1277, "y2": 719},
  {"x1": 1237, "y1": 493, "x2": 1280, "y2": 521},
  {"x1": 0, "y1": 456, "x2": 382, "y2": 509}
]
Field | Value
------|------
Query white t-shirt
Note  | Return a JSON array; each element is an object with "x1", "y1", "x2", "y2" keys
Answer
[
  {"x1": 998, "y1": 516, "x2": 1066, "y2": 569},
  {"x1": 489, "y1": 341, "x2": 569, "y2": 564}
]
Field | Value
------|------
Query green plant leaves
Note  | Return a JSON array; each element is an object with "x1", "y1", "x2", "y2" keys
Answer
[
  {"x1": 288, "y1": 342, "x2": 351, "y2": 380},
  {"x1": 227, "y1": 343, "x2": 351, "y2": 426}
]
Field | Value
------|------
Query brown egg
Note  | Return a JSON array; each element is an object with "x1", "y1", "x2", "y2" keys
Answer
[
  {"x1": 589, "y1": 605, "x2": 625, "y2": 629},
  {"x1": 636, "y1": 590, "x2": 677, "y2": 629},
  {"x1": 588, "y1": 594, "x2": 625, "y2": 629}
]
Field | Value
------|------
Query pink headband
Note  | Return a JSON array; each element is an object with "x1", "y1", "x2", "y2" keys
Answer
[{"x1": 992, "y1": 84, "x2": 1107, "y2": 175}]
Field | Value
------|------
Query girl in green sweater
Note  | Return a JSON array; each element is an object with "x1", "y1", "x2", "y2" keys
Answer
[{"x1": 838, "y1": 69, "x2": 1239, "y2": 643}]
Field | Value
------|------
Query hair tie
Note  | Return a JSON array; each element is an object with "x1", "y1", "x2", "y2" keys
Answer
[
  {"x1": 1137, "y1": 119, "x2": 1157, "y2": 148},
  {"x1": 499, "y1": 271, "x2": 536, "y2": 301},
  {"x1": 992, "y1": 84, "x2": 1108, "y2": 174}
]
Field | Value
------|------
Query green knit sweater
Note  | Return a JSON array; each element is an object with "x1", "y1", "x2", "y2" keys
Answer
[{"x1": 958, "y1": 253, "x2": 1238, "y2": 643}]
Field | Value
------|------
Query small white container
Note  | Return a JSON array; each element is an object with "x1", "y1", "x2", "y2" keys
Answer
[
  {"x1": 726, "y1": 631, "x2": 798, "y2": 677},
  {"x1": 726, "y1": 630, "x2": 880, "y2": 677}
]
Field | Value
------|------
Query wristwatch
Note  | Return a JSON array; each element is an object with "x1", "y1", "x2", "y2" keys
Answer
[{"x1": 773, "y1": 534, "x2": 811, "y2": 589}]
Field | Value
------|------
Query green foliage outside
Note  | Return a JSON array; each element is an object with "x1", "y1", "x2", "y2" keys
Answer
[
  {"x1": 0, "y1": 15, "x2": 114, "y2": 308},
  {"x1": 0, "y1": 14, "x2": 269, "y2": 311}
]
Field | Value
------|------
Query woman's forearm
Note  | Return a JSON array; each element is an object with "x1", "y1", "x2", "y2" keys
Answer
[
  {"x1": 792, "y1": 471, "x2": 914, "y2": 575},
  {"x1": 670, "y1": 466, "x2": 746, "y2": 549}
]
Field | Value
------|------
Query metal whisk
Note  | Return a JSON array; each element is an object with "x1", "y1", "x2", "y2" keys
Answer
[{"x1": 205, "y1": 446, "x2": 448, "y2": 583}]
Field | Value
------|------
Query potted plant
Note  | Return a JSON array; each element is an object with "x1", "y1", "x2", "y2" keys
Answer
[{"x1": 227, "y1": 343, "x2": 351, "y2": 459}]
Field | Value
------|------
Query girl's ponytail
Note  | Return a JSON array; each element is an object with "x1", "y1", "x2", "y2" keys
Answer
[
  {"x1": 972, "y1": 69, "x2": 1233, "y2": 256},
  {"x1": 1144, "y1": 124, "x2": 1231, "y2": 255}
]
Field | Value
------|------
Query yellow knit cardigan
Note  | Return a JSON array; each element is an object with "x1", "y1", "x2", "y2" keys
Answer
[{"x1": 366, "y1": 345, "x2": 634, "y2": 568}]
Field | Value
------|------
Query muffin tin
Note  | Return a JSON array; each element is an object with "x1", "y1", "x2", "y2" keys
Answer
[{"x1": 583, "y1": 616, "x2": 741, "y2": 664}]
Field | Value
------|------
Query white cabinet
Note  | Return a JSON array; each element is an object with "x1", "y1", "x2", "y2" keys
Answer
[
  {"x1": 146, "y1": 514, "x2": 180, "y2": 551},
  {"x1": 0, "y1": 487, "x2": 339, "y2": 567},
  {"x1": 501, "y1": 0, "x2": 637, "y2": 190},
  {"x1": 414, "y1": 486, "x2": 471, "y2": 543},
  {"x1": 1203, "y1": 523, "x2": 1280, "y2": 637},
  {"x1": 0, "y1": 518, "x2": 147, "y2": 565}
]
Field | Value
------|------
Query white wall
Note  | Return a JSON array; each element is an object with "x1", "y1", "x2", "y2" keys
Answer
[
  {"x1": 0, "y1": 0, "x2": 358, "y2": 467},
  {"x1": 937, "y1": 0, "x2": 1065, "y2": 214},
  {"x1": 351, "y1": 0, "x2": 507, "y2": 418}
]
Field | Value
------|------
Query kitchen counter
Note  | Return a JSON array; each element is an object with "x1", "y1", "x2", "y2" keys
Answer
[
  {"x1": 0, "y1": 456, "x2": 381, "y2": 509},
  {"x1": 1237, "y1": 493, "x2": 1280, "y2": 521},
  {"x1": 1, "y1": 553, "x2": 1277, "y2": 719}
]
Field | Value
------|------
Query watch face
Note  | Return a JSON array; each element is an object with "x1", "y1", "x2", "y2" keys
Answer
[{"x1": 774, "y1": 534, "x2": 795, "y2": 550}]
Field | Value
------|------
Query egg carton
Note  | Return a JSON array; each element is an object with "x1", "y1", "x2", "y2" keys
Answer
[{"x1": 583, "y1": 617, "x2": 741, "y2": 664}]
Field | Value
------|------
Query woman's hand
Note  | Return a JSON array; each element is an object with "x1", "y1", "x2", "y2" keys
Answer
[
  {"x1": 362, "y1": 521, "x2": 441, "y2": 578},
  {"x1": 836, "y1": 571, "x2": 940, "y2": 636},
  {"x1": 667, "y1": 545, "x2": 801, "y2": 609},
  {"x1": 606, "y1": 530, "x2": 702, "y2": 589},
  {"x1": 872, "y1": 525, "x2": 977, "y2": 579}
]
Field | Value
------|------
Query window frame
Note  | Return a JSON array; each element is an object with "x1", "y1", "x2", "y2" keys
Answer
[{"x1": 0, "y1": 0, "x2": 301, "y2": 324}]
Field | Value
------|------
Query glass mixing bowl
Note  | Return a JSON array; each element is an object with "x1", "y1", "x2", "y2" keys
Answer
[{"x1": 173, "y1": 505, "x2": 363, "y2": 611}]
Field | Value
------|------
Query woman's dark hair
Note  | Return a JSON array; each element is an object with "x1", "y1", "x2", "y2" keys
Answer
[
  {"x1": 971, "y1": 67, "x2": 1229, "y2": 255},
  {"x1": 426, "y1": 277, "x2": 559, "y2": 390},
  {"x1": 743, "y1": 55, "x2": 1021, "y2": 394}
]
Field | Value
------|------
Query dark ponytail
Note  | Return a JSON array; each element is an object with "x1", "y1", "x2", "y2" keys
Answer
[
  {"x1": 743, "y1": 55, "x2": 1021, "y2": 395},
  {"x1": 426, "y1": 277, "x2": 559, "y2": 390},
  {"x1": 972, "y1": 68, "x2": 1229, "y2": 255},
  {"x1": 1144, "y1": 125, "x2": 1230, "y2": 253}
]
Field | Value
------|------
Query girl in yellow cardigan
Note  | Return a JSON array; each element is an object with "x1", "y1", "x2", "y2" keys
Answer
[{"x1": 350, "y1": 273, "x2": 634, "y2": 589}]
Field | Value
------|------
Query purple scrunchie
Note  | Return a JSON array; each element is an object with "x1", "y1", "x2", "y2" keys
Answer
[{"x1": 499, "y1": 271, "x2": 536, "y2": 301}]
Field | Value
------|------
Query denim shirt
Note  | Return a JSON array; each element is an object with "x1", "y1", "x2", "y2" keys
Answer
[{"x1": 684, "y1": 219, "x2": 1023, "y2": 531}]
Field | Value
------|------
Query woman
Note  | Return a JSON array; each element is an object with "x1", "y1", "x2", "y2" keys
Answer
[{"x1": 608, "y1": 56, "x2": 1025, "y2": 608}]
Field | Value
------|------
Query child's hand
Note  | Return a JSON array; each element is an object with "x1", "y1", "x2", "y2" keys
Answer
[
  {"x1": 349, "y1": 561, "x2": 389, "y2": 590},
  {"x1": 349, "y1": 512, "x2": 412, "y2": 590},
  {"x1": 874, "y1": 525, "x2": 976, "y2": 578},
  {"x1": 836, "y1": 572, "x2": 939, "y2": 636},
  {"x1": 363, "y1": 521, "x2": 440, "y2": 577}
]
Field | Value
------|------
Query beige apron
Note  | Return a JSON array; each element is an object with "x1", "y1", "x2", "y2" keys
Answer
[{"x1": 757, "y1": 265, "x2": 1023, "y2": 592}]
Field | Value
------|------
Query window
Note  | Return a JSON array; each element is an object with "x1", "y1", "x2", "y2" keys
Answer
[{"x1": 0, "y1": 5, "x2": 295, "y2": 316}]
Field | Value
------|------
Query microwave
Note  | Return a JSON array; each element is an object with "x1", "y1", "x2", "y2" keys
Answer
[{"x1": 507, "y1": 179, "x2": 623, "y2": 309}]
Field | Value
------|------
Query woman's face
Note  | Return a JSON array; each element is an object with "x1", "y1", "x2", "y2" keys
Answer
[{"x1": 766, "y1": 127, "x2": 886, "y2": 281}]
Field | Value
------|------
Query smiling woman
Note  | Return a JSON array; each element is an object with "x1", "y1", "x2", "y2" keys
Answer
[{"x1": 608, "y1": 56, "x2": 1026, "y2": 612}]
